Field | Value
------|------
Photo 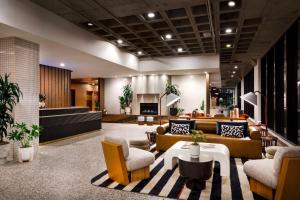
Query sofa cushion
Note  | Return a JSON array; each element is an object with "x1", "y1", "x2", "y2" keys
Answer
[
  {"x1": 273, "y1": 147, "x2": 300, "y2": 175},
  {"x1": 126, "y1": 147, "x2": 155, "y2": 171},
  {"x1": 169, "y1": 120, "x2": 195, "y2": 133},
  {"x1": 243, "y1": 159, "x2": 278, "y2": 189},
  {"x1": 170, "y1": 123, "x2": 190, "y2": 134},
  {"x1": 220, "y1": 124, "x2": 245, "y2": 138},
  {"x1": 104, "y1": 136, "x2": 129, "y2": 159},
  {"x1": 217, "y1": 121, "x2": 248, "y2": 137}
]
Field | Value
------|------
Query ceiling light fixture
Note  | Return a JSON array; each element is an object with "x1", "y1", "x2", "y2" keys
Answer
[
  {"x1": 165, "y1": 34, "x2": 172, "y2": 40},
  {"x1": 226, "y1": 44, "x2": 232, "y2": 48},
  {"x1": 177, "y1": 47, "x2": 183, "y2": 52},
  {"x1": 87, "y1": 22, "x2": 93, "y2": 26},
  {"x1": 60, "y1": 62, "x2": 65, "y2": 67},
  {"x1": 234, "y1": 65, "x2": 238, "y2": 69},
  {"x1": 137, "y1": 51, "x2": 143, "y2": 55},
  {"x1": 228, "y1": 1, "x2": 236, "y2": 7},
  {"x1": 231, "y1": 74, "x2": 234, "y2": 78},
  {"x1": 225, "y1": 28, "x2": 233, "y2": 33},
  {"x1": 147, "y1": 12, "x2": 155, "y2": 18},
  {"x1": 117, "y1": 39, "x2": 123, "y2": 44},
  {"x1": 232, "y1": 71, "x2": 236, "y2": 74}
]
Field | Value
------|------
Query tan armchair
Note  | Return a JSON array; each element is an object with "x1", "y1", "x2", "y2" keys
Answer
[
  {"x1": 101, "y1": 136, "x2": 155, "y2": 185},
  {"x1": 243, "y1": 147, "x2": 300, "y2": 200}
]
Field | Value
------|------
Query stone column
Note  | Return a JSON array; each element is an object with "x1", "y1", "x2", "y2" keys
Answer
[{"x1": 0, "y1": 37, "x2": 39, "y2": 161}]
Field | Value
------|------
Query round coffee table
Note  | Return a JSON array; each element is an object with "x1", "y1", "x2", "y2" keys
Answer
[{"x1": 178, "y1": 153, "x2": 213, "y2": 190}]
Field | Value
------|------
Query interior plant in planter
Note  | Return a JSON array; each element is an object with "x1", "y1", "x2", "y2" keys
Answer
[
  {"x1": 8, "y1": 122, "x2": 42, "y2": 162},
  {"x1": 0, "y1": 73, "x2": 22, "y2": 163},
  {"x1": 39, "y1": 93, "x2": 46, "y2": 108},
  {"x1": 190, "y1": 130, "x2": 207, "y2": 158},
  {"x1": 122, "y1": 83, "x2": 133, "y2": 115},
  {"x1": 118, "y1": 96, "x2": 126, "y2": 114},
  {"x1": 165, "y1": 81, "x2": 181, "y2": 116}
]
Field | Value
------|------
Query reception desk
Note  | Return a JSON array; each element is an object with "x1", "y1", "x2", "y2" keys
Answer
[{"x1": 39, "y1": 107, "x2": 102, "y2": 143}]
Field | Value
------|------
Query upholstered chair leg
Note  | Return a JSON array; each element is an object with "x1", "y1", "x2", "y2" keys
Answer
[{"x1": 130, "y1": 166, "x2": 150, "y2": 182}]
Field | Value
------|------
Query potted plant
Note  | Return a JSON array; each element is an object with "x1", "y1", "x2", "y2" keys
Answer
[
  {"x1": 200, "y1": 100, "x2": 205, "y2": 111},
  {"x1": 165, "y1": 81, "x2": 181, "y2": 116},
  {"x1": 118, "y1": 96, "x2": 126, "y2": 114},
  {"x1": 8, "y1": 122, "x2": 42, "y2": 162},
  {"x1": 177, "y1": 108, "x2": 184, "y2": 116},
  {"x1": 190, "y1": 130, "x2": 207, "y2": 158},
  {"x1": 39, "y1": 94, "x2": 46, "y2": 108},
  {"x1": 122, "y1": 83, "x2": 133, "y2": 115},
  {"x1": 0, "y1": 74, "x2": 22, "y2": 164}
]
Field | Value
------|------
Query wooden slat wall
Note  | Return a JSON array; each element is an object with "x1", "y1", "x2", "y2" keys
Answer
[{"x1": 40, "y1": 64, "x2": 71, "y2": 108}]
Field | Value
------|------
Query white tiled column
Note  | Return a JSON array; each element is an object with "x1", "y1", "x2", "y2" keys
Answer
[
  {"x1": 254, "y1": 59, "x2": 261, "y2": 122},
  {"x1": 0, "y1": 37, "x2": 39, "y2": 161}
]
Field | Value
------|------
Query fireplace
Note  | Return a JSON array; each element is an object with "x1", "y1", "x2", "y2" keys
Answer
[{"x1": 140, "y1": 103, "x2": 158, "y2": 115}]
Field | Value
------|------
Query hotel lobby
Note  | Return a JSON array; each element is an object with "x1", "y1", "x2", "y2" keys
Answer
[{"x1": 0, "y1": 0, "x2": 300, "y2": 200}]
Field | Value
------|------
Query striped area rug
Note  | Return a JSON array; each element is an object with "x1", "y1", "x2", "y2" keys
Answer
[{"x1": 91, "y1": 150, "x2": 264, "y2": 200}]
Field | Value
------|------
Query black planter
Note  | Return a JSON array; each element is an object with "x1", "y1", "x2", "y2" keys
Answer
[{"x1": 170, "y1": 108, "x2": 178, "y2": 116}]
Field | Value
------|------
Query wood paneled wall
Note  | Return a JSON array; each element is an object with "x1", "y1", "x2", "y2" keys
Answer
[{"x1": 40, "y1": 65, "x2": 71, "y2": 108}]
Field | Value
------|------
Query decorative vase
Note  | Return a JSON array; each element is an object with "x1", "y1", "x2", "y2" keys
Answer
[
  {"x1": 125, "y1": 107, "x2": 131, "y2": 115},
  {"x1": 120, "y1": 108, "x2": 125, "y2": 114},
  {"x1": 39, "y1": 101, "x2": 45, "y2": 108},
  {"x1": 189, "y1": 143, "x2": 200, "y2": 158},
  {"x1": 170, "y1": 108, "x2": 178, "y2": 116},
  {"x1": 18, "y1": 146, "x2": 34, "y2": 163}
]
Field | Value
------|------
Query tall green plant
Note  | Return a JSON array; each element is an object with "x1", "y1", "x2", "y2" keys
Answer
[
  {"x1": 122, "y1": 83, "x2": 133, "y2": 107},
  {"x1": 0, "y1": 74, "x2": 22, "y2": 144},
  {"x1": 8, "y1": 122, "x2": 42, "y2": 148},
  {"x1": 118, "y1": 96, "x2": 126, "y2": 109},
  {"x1": 165, "y1": 80, "x2": 181, "y2": 96}
]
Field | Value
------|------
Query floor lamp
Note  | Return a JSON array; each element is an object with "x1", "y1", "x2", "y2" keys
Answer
[
  {"x1": 240, "y1": 91, "x2": 268, "y2": 133},
  {"x1": 159, "y1": 93, "x2": 180, "y2": 125}
]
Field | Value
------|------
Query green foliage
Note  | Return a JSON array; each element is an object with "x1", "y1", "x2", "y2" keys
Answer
[
  {"x1": 39, "y1": 94, "x2": 46, "y2": 102},
  {"x1": 8, "y1": 122, "x2": 42, "y2": 148},
  {"x1": 165, "y1": 80, "x2": 181, "y2": 96},
  {"x1": 118, "y1": 96, "x2": 126, "y2": 109},
  {"x1": 95, "y1": 101, "x2": 100, "y2": 111},
  {"x1": 190, "y1": 130, "x2": 207, "y2": 145},
  {"x1": 0, "y1": 74, "x2": 22, "y2": 143},
  {"x1": 200, "y1": 100, "x2": 205, "y2": 111},
  {"x1": 177, "y1": 108, "x2": 184, "y2": 115}
]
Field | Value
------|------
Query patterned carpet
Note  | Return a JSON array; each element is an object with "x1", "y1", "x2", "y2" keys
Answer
[{"x1": 91, "y1": 150, "x2": 265, "y2": 200}]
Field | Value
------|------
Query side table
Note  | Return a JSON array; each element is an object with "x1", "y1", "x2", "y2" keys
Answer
[
  {"x1": 145, "y1": 130, "x2": 156, "y2": 146},
  {"x1": 178, "y1": 153, "x2": 213, "y2": 190}
]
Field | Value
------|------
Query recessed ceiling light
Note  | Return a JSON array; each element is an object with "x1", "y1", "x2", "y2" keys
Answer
[
  {"x1": 147, "y1": 12, "x2": 155, "y2": 18},
  {"x1": 228, "y1": 1, "x2": 236, "y2": 7},
  {"x1": 117, "y1": 39, "x2": 123, "y2": 44},
  {"x1": 231, "y1": 74, "x2": 234, "y2": 78},
  {"x1": 232, "y1": 71, "x2": 236, "y2": 74},
  {"x1": 234, "y1": 65, "x2": 238, "y2": 69},
  {"x1": 165, "y1": 34, "x2": 172, "y2": 39},
  {"x1": 226, "y1": 44, "x2": 232, "y2": 48},
  {"x1": 60, "y1": 62, "x2": 65, "y2": 67},
  {"x1": 177, "y1": 47, "x2": 183, "y2": 52},
  {"x1": 87, "y1": 22, "x2": 93, "y2": 26},
  {"x1": 225, "y1": 28, "x2": 233, "y2": 33},
  {"x1": 137, "y1": 51, "x2": 143, "y2": 55}
]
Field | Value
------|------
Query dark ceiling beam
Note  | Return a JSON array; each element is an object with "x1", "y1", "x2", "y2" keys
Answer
[
  {"x1": 207, "y1": 0, "x2": 217, "y2": 53},
  {"x1": 91, "y1": 0, "x2": 164, "y2": 57}
]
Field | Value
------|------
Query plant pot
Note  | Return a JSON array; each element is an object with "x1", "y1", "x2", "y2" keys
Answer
[
  {"x1": 125, "y1": 107, "x2": 131, "y2": 115},
  {"x1": 39, "y1": 101, "x2": 45, "y2": 108},
  {"x1": 18, "y1": 146, "x2": 34, "y2": 162},
  {"x1": 120, "y1": 108, "x2": 125, "y2": 114},
  {"x1": 0, "y1": 142, "x2": 10, "y2": 164},
  {"x1": 189, "y1": 143, "x2": 200, "y2": 158},
  {"x1": 169, "y1": 108, "x2": 178, "y2": 116}
]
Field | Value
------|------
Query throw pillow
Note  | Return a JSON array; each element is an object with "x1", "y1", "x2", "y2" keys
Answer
[
  {"x1": 216, "y1": 121, "x2": 248, "y2": 137},
  {"x1": 220, "y1": 124, "x2": 244, "y2": 138},
  {"x1": 170, "y1": 123, "x2": 190, "y2": 134},
  {"x1": 169, "y1": 119, "x2": 196, "y2": 133}
]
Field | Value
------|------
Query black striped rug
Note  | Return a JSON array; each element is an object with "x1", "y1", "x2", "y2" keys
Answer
[{"x1": 91, "y1": 150, "x2": 265, "y2": 200}]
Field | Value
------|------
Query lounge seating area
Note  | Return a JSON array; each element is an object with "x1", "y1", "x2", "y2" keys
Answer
[{"x1": 0, "y1": 0, "x2": 299, "y2": 199}]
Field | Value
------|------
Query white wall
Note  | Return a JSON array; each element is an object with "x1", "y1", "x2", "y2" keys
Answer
[
  {"x1": 104, "y1": 78, "x2": 131, "y2": 114},
  {"x1": 171, "y1": 75, "x2": 206, "y2": 113}
]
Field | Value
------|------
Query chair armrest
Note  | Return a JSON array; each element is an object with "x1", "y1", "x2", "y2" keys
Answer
[
  {"x1": 157, "y1": 123, "x2": 169, "y2": 135},
  {"x1": 248, "y1": 126, "x2": 261, "y2": 140}
]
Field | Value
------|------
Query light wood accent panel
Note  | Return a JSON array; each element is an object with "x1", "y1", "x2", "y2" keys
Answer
[
  {"x1": 249, "y1": 178, "x2": 274, "y2": 200},
  {"x1": 131, "y1": 166, "x2": 150, "y2": 182},
  {"x1": 101, "y1": 141, "x2": 129, "y2": 185},
  {"x1": 40, "y1": 64, "x2": 71, "y2": 108}
]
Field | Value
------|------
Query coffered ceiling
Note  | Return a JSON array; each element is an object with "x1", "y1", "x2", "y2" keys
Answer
[{"x1": 30, "y1": 0, "x2": 300, "y2": 86}]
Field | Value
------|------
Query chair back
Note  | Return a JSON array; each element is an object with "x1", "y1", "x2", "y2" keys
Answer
[{"x1": 101, "y1": 140, "x2": 129, "y2": 185}]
